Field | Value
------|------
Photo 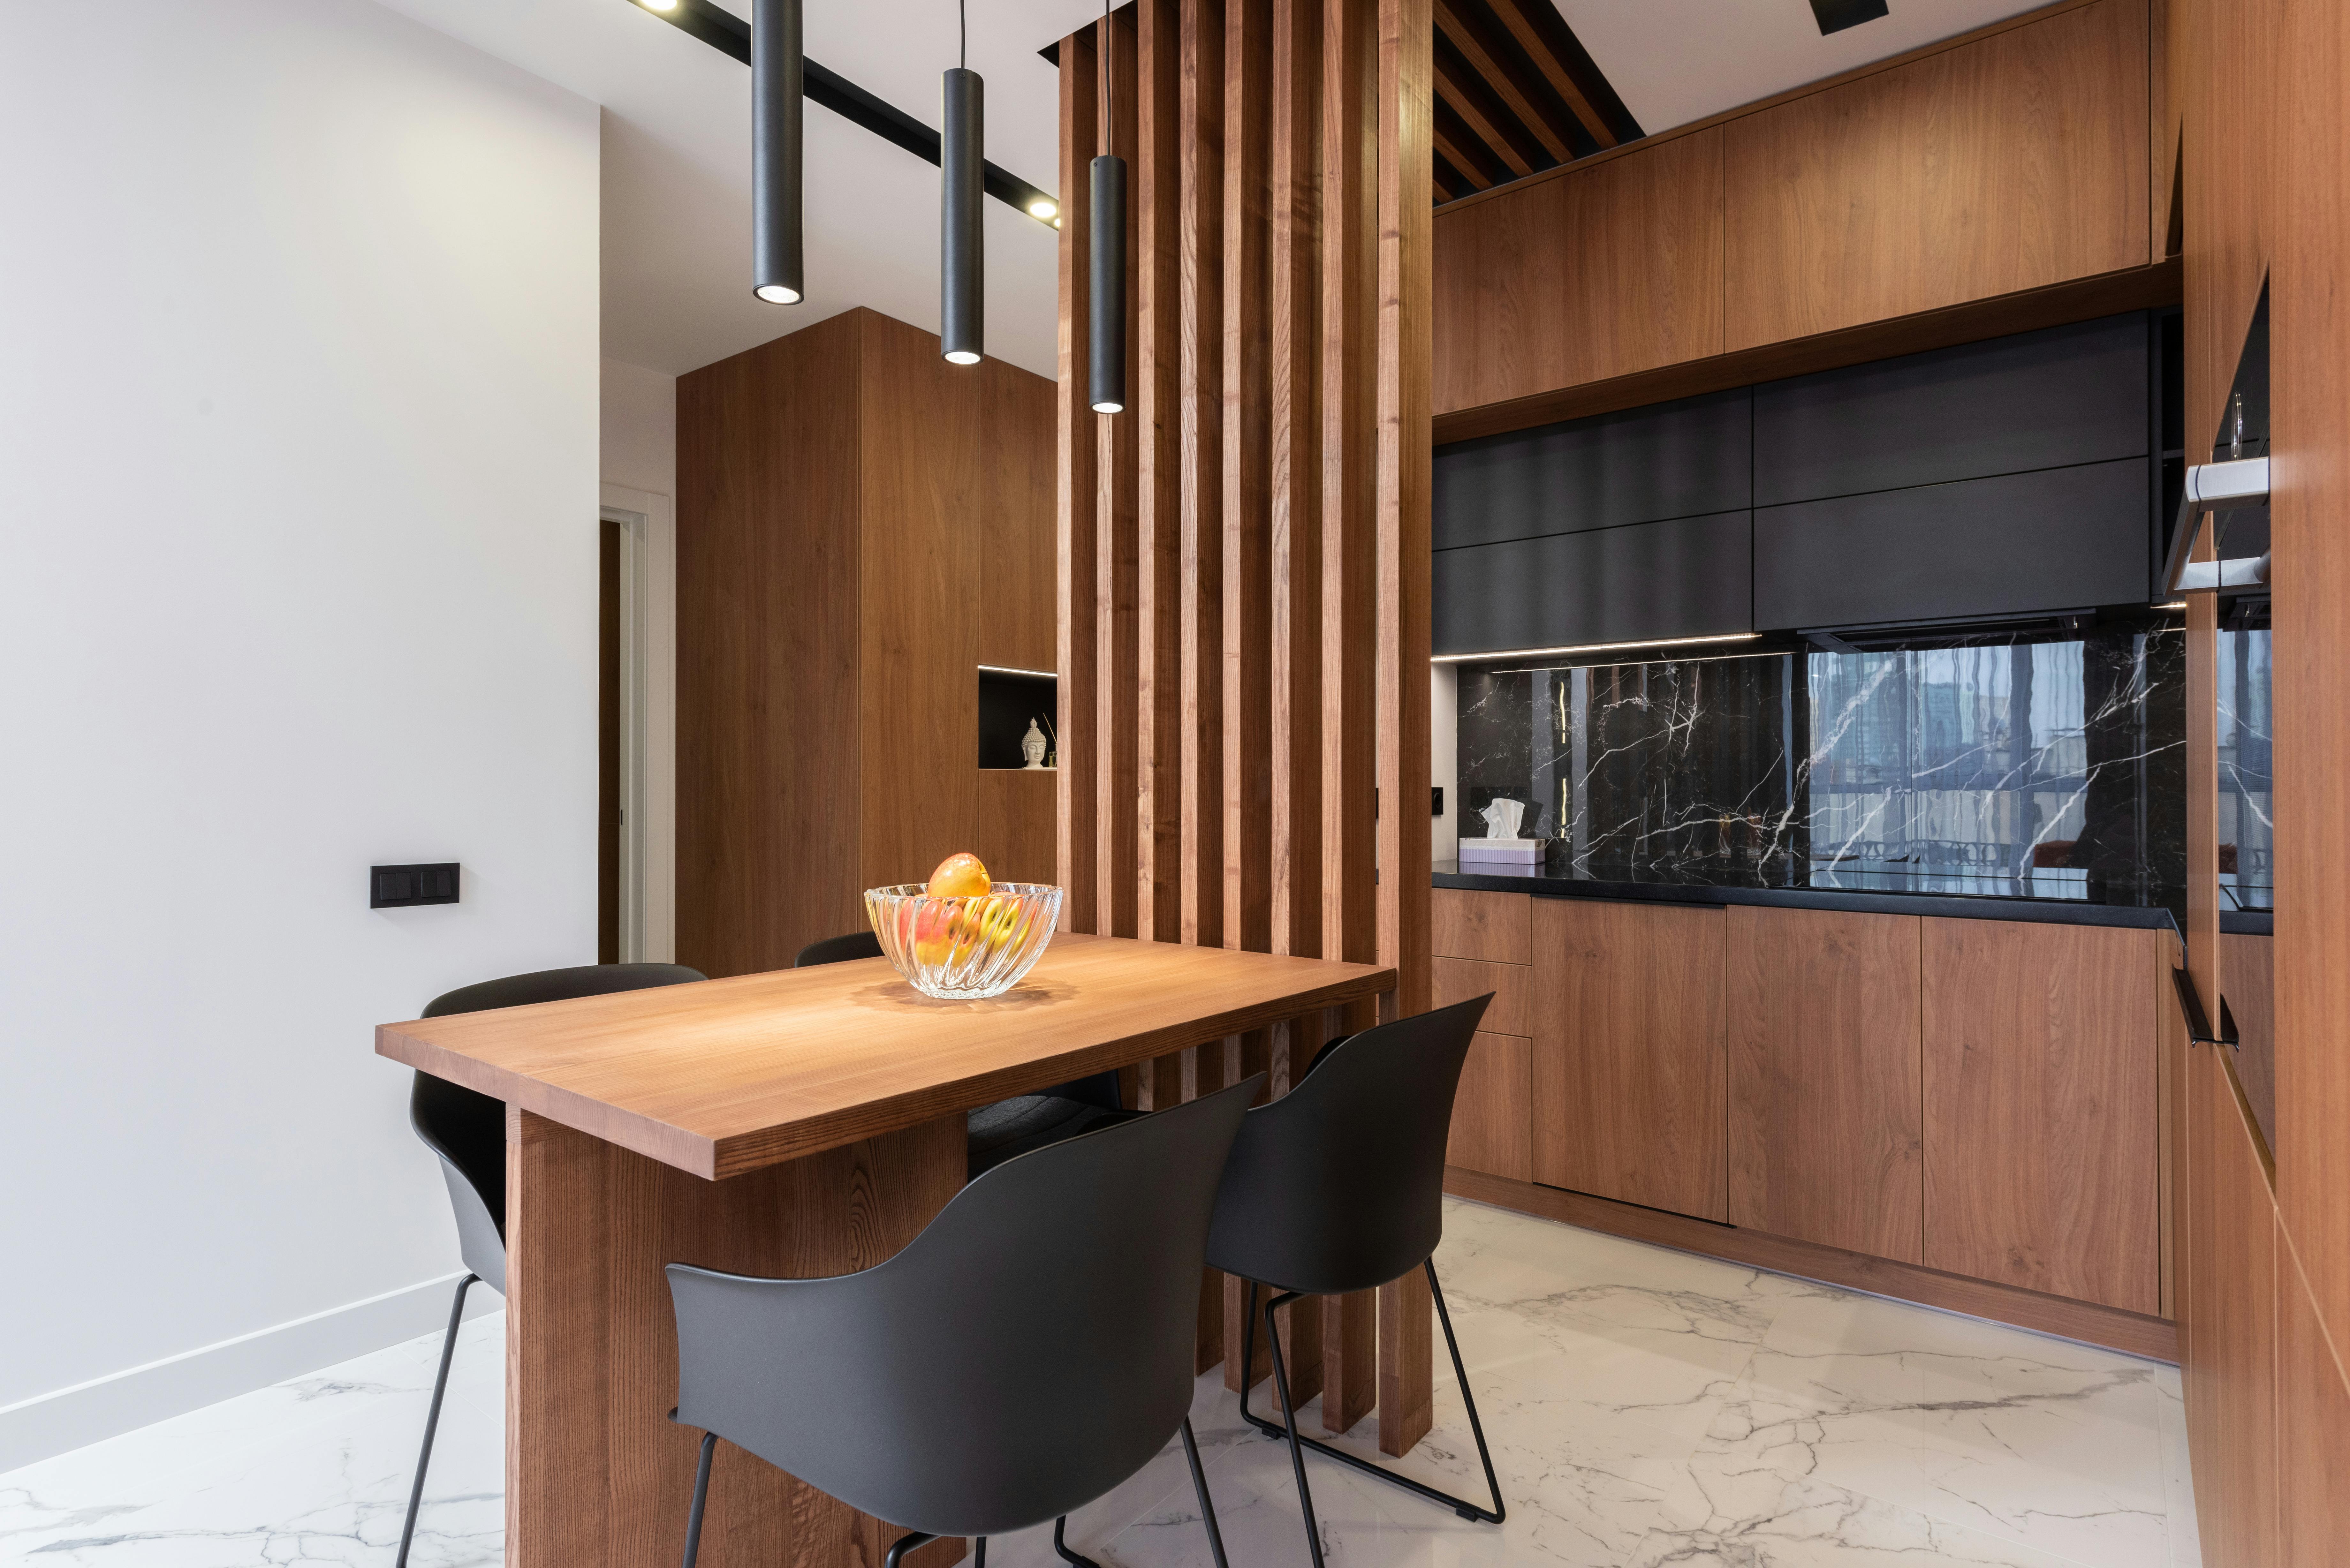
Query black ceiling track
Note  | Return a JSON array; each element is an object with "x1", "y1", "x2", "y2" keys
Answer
[{"x1": 643, "y1": 0, "x2": 1058, "y2": 222}]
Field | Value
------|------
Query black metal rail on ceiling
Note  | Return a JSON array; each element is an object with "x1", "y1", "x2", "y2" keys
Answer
[{"x1": 641, "y1": 0, "x2": 1059, "y2": 223}]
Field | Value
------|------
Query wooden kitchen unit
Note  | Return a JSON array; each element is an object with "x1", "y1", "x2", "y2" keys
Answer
[{"x1": 1438, "y1": 885, "x2": 2178, "y2": 1358}]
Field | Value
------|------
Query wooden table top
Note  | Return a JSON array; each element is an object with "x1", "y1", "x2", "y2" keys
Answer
[{"x1": 375, "y1": 934, "x2": 1394, "y2": 1178}]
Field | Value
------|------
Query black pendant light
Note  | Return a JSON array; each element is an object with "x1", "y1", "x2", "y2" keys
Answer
[
  {"x1": 752, "y1": 0, "x2": 804, "y2": 306},
  {"x1": 1088, "y1": 0, "x2": 1126, "y2": 414},
  {"x1": 941, "y1": 0, "x2": 983, "y2": 365}
]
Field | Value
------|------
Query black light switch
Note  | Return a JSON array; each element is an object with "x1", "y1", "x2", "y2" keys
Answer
[
  {"x1": 372, "y1": 863, "x2": 460, "y2": 908},
  {"x1": 1432, "y1": 786, "x2": 1445, "y2": 818}
]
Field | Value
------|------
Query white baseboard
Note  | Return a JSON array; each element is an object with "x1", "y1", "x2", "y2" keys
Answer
[{"x1": 0, "y1": 1272, "x2": 502, "y2": 1475}]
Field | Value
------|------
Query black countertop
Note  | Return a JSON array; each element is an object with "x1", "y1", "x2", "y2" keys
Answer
[{"x1": 1429, "y1": 859, "x2": 2246, "y2": 937}]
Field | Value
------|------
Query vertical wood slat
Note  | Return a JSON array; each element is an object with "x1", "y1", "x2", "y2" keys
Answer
[
  {"x1": 1058, "y1": 0, "x2": 1432, "y2": 1451},
  {"x1": 1098, "y1": 9, "x2": 1142, "y2": 940},
  {"x1": 1058, "y1": 33, "x2": 1100, "y2": 935},
  {"x1": 1374, "y1": 0, "x2": 1436, "y2": 1460},
  {"x1": 1137, "y1": 0, "x2": 1184, "y2": 944}
]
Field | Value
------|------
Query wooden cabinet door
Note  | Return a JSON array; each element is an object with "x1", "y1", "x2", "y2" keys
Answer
[
  {"x1": 1432, "y1": 889, "x2": 1530, "y2": 964},
  {"x1": 1722, "y1": 0, "x2": 2148, "y2": 351},
  {"x1": 1726, "y1": 907, "x2": 1923, "y2": 1262},
  {"x1": 1531, "y1": 899, "x2": 1727, "y2": 1220},
  {"x1": 1432, "y1": 128, "x2": 1724, "y2": 414},
  {"x1": 1921, "y1": 919, "x2": 2160, "y2": 1312},
  {"x1": 1448, "y1": 1032, "x2": 1535, "y2": 1183}
]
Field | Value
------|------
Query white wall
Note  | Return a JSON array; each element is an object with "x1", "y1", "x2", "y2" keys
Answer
[
  {"x1": 601, "y1": 356, "x2": 678, "y2": 500},
  {"x1": 600, "y1": 354, "x2": 679, "y2": 964},
  {"x1": 0, "y1": 0, "x2": 599, "y2": 1468}
]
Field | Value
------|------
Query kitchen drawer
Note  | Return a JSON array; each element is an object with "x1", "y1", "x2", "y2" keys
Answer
[{"x1": 1434, "y1": 955, "x2": 1531, "y2": 1037}]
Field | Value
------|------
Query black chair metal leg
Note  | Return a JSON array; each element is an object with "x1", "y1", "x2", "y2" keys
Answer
[
  {"x1": 1050, "y1": 1514, "x2": 1101, "y2": 1566},
  {"x1": 1178, "y1": 1416, "x2": 1230, "y2": 1568},
  {"x1": 1238, "y1": 1262, "x2": 1506, "y2": 1529},
  {"x1": 974, "y1": 1538, "x2": 986, "y2": 1567},
  {"x1": 1257, "y1": 1282, "x2": 1327, "y2": 1568},
  {"x1": 885, "y1": 1531, "x2": 940, "y2": 1568},
  {"x1": 679, "y1": 1430, "x2": 718, "y2": 1568},
  {"x1": 395, "y1": 1272, "x2": 477, "y2": 1568}
]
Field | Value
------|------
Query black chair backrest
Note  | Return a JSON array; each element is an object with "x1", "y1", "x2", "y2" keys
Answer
[
  {"x1": 795, "y1": 931, "x2": 883, "y2": 967},
  {"x1": 668, "y1": 1074, "x2": 1263, "y2": 1539},
  {"x1": 1205, "y1": 995, "x2": 1490, "y2": 1296},
  {"x1": 410, "y1": 962, "x2": 705, "y2": 1292}
]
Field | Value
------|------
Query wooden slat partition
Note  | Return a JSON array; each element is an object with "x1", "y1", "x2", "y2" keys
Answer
[{"x1": 1054, "y1": 0, "x2": 1433, "y2": 1455}]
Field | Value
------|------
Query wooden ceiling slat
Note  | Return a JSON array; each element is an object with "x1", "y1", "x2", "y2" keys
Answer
[
  {"x1": 1432, "y1": 0, "x2": 1577, "y2": 164},
  {"x1": 1432, "y1": 41, "x2": 1535, "y2": 177},
  {"x1": 1484, "y1": 0, "x2": 1618, "y2": 149},
  {"x1": 1430, "y1": 102, "x2": 1500, "y2": 190}
]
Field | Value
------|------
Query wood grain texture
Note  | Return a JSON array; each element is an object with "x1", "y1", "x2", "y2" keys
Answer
[
  {"x1": 378, "y1": 933, "x2": 1393, "y2": 1179},
  {"x1": 1098, "y1": 8, "x2": 1143, "y2": 942},
  {"x1": 1179, "y1": 0, "x2": 1226, "y2": 951},
  {"x1": 1921, "y1": 919, "x2": 2160, "y2": 1314},
  {"x1": 675, "y1": 313, "x2": 864, "y2": 980},
  {"x1": 2219, "y1": 930, "x2": 2274, "y2": 1152},
  {"x1": 1430, "y1": 888, "x2": 1529, "y2": 963},
  {"x1": 1446, "y1": 1165, "x2": 2179, "y2": 1363},
  {"x1": 1223, "y1": 0, "x2": 1274, "y2": 959},
  {"x1": 1726, "y1": 907, "x2": 1923, "y2": 1264},
  {"x1": 1432, "y1": 128, "x2": 1723, "y2": 414},
  {"x1": 2278, "y1": 1227, "x2": 2350, "y2": 1565},
  {"x1": 1430, "y1": 955, "x2": 1528, "y2": 1036},
  {"x1": 1136, "y1": 0, "x2": 1184, "y2": 944},
  {"x1": 971, "y1": 770, "x2": 1058, "y2": 887},
  {"x1": 1447, "y1": 1029, "x2": 1533, "y2": 1180},
  {"x1": 2180, "y1": 0, "x2": 2276, "y2": 452},
  {"x1": 1059, "y1": 28, "x2": 1101, "y2": 935},
  {"x1": 504, "y1": 1107, "x2": 968, "y2": 1568},
  {"x1": 1529, "y1": 898, "x2": 1728, "y2": 1221},
  {"x1": 1722, "y1": 0, "x2": 2149, "y2": 351},
  {"x1": 2184, "y1": 1040, "x2": 2277, "y2": 1566},
  {"x1": 1434, "y1": 258, "x2": 2180, "y2": 446},
  {"x1": 2274, "y1": 0, "x2": 2350, "y2": 1379}
]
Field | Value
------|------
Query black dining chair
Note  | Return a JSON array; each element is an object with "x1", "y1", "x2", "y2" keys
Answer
[
  {"x1": 795, "y1": 931, "x2": 1128, "y2": 1176},
  {"x1": 396, "y1": 961, "x2": 705, "y2": 1568},
  {"x1": 666, "y1": 1074, "x2": 1263, "y2": 1568},
  {"x1": 1205, "y1": 994, "x2": 1503, "y2": 1568}
]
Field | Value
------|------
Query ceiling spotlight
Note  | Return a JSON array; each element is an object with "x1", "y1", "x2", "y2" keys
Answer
[
  {"x1": 1029, "y1": 198, "x2": 1058, "y2": 220},
  {"x1": 641, "y1": 0, "x2": 678, "y2": 10},
  {"x1": 755, "y1": 283, "x2": 801, "y2": 305},
  {"x1": 751, "y1": 0, "x2": 804, "y2": 308}
]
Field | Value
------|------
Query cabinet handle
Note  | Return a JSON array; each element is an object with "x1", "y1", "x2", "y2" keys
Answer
[{"x1": 2171, "y1": 966, "x2": 2240, "y2": 1049}]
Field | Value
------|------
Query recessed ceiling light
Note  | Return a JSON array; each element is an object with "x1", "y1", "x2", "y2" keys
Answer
[
  {"x1": 642, "y1": 0, "x2": 678, "y2": 11},
  {"x1": 1029, "y1": 199, "x2": 1058, "y2": 220}
]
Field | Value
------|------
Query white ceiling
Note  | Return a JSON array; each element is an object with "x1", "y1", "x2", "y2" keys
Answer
[
  {"x1": 375, "y1": 0, "x2": 1098, "y2": 380},
  {"x1": 377, "y1": 0, "x2": 2053, "y2": 383},
  {"x1": 1552, "y1": 0, "x2": 2049, "y2": 140}
]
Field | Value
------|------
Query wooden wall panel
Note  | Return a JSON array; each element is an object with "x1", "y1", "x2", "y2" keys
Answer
[
  {"x1": 1530, "y1": 899, "x2": 1728, "y2": 1222},
  {"x1": 2185, "y1": 1043, "x2": 2278, "y2": 1566},
  {"x1": 1921, "y1": 920, "x2": 2160, "y2": 1314},
  {"x1": 1432, "y1": 127, "x2": 1723, "y2": 414},
  {"x1": 2278, "y1": 1230, "x2": 2350, "y2": 1565},
  {"x1": 1723, "y1": 0, "x2": 2148, "y2": 351},
  {"x1": 971, "y1": 772, "x2": 1058, "y2": 887},
  {"x1": 676, "y1": 316, "x2": 863, "y2": 979},
  {"x1": 2274, "y1": 0, "x2": 2350, "y2": 1387},
  {"x1": 1726, "y1": 907, "x2": 1924, "y2": 1264},
  {"x1": 1056, "y1": 0, "x2": 1429, "y2": 1451}
]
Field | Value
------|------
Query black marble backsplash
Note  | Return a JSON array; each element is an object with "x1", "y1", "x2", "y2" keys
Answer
[{"x1": 1455, "y1": 621, "x2": 2186, "y2": 907}]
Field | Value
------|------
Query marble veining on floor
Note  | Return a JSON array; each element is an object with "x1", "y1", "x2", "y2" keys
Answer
[{"x1": 0, "y1": 1199, "x2": 2199, "y2": 1567}]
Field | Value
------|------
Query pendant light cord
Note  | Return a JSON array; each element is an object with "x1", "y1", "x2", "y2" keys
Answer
[
  {"x1": 1100, "y1": 0, "x2": 1110, "y2": 139},
  {"x1": 959, "y1": 0, "x2": 966, "y2": 70}
]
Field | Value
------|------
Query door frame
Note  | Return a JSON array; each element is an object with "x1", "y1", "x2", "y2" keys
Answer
[{"x1": 600, "y1": 484, "x2": 677, "y2": 963}]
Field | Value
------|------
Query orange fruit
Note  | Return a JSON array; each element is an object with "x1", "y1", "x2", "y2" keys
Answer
[{"x1": 926, "y1": 852, "x2": 991, "y2": 899}]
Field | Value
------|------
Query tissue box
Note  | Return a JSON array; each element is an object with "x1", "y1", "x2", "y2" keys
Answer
[{"x1": 1458, "y1": 837, "x2": 1546, "y2": 866}]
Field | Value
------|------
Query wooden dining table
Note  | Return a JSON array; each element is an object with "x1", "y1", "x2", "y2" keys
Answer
[{"x1": 375, "y1": 932, "x2": 1395, "y2": 1568}]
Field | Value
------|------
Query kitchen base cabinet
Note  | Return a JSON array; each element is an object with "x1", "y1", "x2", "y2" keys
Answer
[
  {"x1": 1448, "y1": 1032, "x2": 1535, "y2": 1183},
  {"x1": 1532, "y1": 899, "x2": 1728, "y2": 1222},
  {"x1": 2185, "y1": 1041, "x2": 2278, "y2": 1566},
  {"x1": 1922, "y1": 919, "x2": 2162, "y2": 1314},
  {"x1": 1727, "y1": 906, "x2": 1925, "y2": 1263}
]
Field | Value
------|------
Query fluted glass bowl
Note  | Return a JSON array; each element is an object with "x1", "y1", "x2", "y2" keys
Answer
[{"x1": 864, "y1": 882, "x2": 1064, "y2": 1000}]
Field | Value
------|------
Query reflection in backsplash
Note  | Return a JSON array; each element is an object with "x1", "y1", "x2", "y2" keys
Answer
[
  {"x1": 2218, "y1": 622, "x2": 2273, "y2": 911},
  {"x1": 1456, "y1": 622, "x2": 2186, "y2": 903}
]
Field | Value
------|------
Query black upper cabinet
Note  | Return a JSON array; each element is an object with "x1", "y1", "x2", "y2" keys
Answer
[
  {"x1": 1435, "y1": 512, "x2": 1753, "y2": 655},
  {"x1": 1754, "y1": 458, "x2": 2151, "y2": 629},
  {"x1": 1754, "y1": 313, "x2": 2149, "y2": 506},
  {"x1": 1433, "y1": 388, "x2": 1751, "y2": 551}
]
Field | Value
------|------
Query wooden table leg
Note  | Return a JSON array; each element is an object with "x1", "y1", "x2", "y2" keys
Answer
[
  {"x1": 1377, "y1": 1265, "x2": 1432, "y2": 1456},
  {"x1": 505, "y1": 1107, "x2": 968, "y2": 1568}
]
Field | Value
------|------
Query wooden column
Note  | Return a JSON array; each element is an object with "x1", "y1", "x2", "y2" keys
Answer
[{"x1": 1055, "y1": 0, "x2": 1432, "y2": 1450}]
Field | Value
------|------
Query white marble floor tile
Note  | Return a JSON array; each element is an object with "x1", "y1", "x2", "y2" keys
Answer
[{"x1": 0, "y1": 1201, "x2": 2203, "y2": 1568}]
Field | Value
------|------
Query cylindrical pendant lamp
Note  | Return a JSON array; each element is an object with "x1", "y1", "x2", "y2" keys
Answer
[
  {"x1": 1088, "y1": 152, "x2": 1126, "y2": 413},
  {"x1": 940, "y1": 66, "x2": 984, "y2": 365},
  {"x1": 752, "y1": 0, "x2": 803, "y2": 305}
]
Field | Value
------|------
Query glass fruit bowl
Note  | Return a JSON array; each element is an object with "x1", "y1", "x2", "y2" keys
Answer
[{"x1": 864, "y1": 882, "x2": 1064, "y2": 1000}]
